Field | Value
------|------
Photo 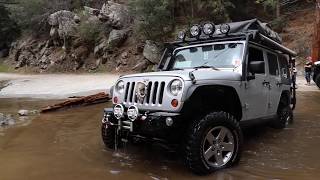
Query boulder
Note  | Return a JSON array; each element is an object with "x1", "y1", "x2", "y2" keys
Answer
[
  {"x1": 143, "y1": 40, "x2": 164, "y2": 64},
  {"x1": 94, "y1": 39, "x2": 107, "y2": 57},
  {"x1": 132, "y1": 58, "x2": 152, "y2": 72},
  {"x1": 99, "y1": 1, "x2": 132, "y2": 29},
  {"x1": 107, "y1": 29, "x2": 128, "y2": 49},
  {"x1": 48, "y1": 10, "x2": 79, "y2": 38},
  {"x1": 84, "y1": 6, "x2": 100, "y2": 16}
]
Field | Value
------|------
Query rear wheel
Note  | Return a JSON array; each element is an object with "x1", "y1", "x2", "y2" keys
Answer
[
  {"x1": 271, "y1": 97, "x2": 293, "y2": 129},
  {"x1": 184, "y1": 112, "x2": 243, "y2": 175}
]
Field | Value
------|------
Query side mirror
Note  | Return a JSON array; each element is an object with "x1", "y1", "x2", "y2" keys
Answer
[{"x1": 249, "y1": 61, "x2": 265, "y2": 74}]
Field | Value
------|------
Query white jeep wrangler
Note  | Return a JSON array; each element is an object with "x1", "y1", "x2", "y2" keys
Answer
[{"x1": 101, "y1": 19, "x2": 297, "y2": 175}]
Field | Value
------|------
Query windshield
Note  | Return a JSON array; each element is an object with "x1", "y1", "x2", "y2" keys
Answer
[{"x1": 171, "y1": 43, "x2": 244, "y2": 70}]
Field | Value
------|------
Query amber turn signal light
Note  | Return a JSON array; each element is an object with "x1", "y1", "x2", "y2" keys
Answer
[{"x1": 171, "y1": 99, "x2": 179, "y2": 107}]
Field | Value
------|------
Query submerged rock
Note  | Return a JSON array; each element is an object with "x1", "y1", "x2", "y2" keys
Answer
[
  {"x1": 18, "y1": 110, "x2": 29, "y2": 116},
  {"x1": 0, "y1": 113, "x2": 15, "y2": 126}
]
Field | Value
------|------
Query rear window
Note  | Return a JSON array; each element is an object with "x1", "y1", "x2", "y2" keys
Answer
[
  {"x1": 278, "y1": 55, "x2": 290, "y2": 80},
  {"x1": 267, "y1": 53, "x2": 279, "y2": 76}
]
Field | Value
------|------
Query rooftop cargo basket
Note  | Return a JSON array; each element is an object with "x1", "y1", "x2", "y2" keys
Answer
[{"x1": 221, "y1": 19, "x2": 282, "y2": 44}]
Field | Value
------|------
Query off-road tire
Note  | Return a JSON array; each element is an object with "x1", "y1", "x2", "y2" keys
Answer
[
  {"x1": 184, "y1": 112, "x2": 243, "y2": 175},
  {"x1": 101, "y1": 123, "x2": 119, "y2": 149},
  {"x1": 315, "y1": 74, "x2": 320, "y2": 89},
  {"x1": 271, "y1": 98, "x2": 293, "y2": 129}
]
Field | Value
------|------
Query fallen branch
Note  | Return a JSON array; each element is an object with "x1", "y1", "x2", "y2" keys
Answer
[{"x1": 41, "y1": 92, "x2": 111, "y2": 113}]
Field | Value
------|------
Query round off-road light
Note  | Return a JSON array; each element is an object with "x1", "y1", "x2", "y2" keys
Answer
[
  {"x1": 127, "y1": 105, "x2": 139, "y2": 121},
  {"x1": 190, "y1": 25, "x2": 201, "y2": 38},
  {"x1": 166, "y1": 117, "x2": 174, "y2": 127},
  {"x1": 220, "y1": 24, "x2": 231, "y2": 34},
  {"x1": 177, "y1": 30, "x2": 186, "y2": 40},
  {"x1": 203, "y1": 23, "x2": 215, "y2": 35},
  {"x1": 113, "y1": 104, "x2": 124, "y2": 119}
]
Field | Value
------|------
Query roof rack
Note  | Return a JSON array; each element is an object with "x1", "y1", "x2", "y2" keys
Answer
[{"x1": 172, "y1": 19, "x2": 297, "y2": 57}]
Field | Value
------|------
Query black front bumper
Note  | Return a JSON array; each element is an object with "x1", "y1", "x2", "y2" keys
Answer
[{"x1": 102, "y1": 108, "x2": 182, "y2": 138}]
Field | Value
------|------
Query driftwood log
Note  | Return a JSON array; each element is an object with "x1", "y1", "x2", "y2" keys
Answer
[{"x1": 41, "y1": 92, "x2": 111, "y2": 113}]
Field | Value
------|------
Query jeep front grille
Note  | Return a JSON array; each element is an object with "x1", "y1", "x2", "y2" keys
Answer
[{"x1": 123, "y1": 81, "x2": 166, "y2": 105}]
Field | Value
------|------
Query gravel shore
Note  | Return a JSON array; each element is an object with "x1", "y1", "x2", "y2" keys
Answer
[{"x1": 0, "y1": 73, "x2": 119, "y2": 99}]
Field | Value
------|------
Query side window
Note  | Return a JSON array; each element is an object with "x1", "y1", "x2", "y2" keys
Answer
[
  {"x1": 248, "y1": 47, "x2": 265, "y2": 74},
  {"x1": 278, "y1": 55, "x2": 290, "y2": 80},
  {"x1": 267, "y1": 53, "x2": 279, "y2": 76}
]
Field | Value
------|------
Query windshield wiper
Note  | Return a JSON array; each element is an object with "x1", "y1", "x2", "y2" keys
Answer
[{"x1": 194, "y1": 65, "x2": 220, "y2": 71}]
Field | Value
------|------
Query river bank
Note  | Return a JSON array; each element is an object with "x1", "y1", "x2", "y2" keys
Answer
[{"x1": 0, "y1": 73, "x2": 119, "y2": 99}]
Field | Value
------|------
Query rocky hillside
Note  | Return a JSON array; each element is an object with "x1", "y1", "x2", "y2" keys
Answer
[
  {"x1": 1, "y1": 1, "x2": 161, "y2": 73},
  {"x1": 0, "y1": 0, "x2": 315, "y2": 73},
  {"x1": 281, "y1": 3, "x2": 314, "y2": 66}
]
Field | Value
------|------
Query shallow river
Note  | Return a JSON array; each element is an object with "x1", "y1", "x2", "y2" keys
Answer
[{"x1": 0, "y1": 91, "x2": 320, "y2": 180}]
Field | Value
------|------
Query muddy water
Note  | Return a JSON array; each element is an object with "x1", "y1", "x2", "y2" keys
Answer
[{"x1": 0, "y1": 92, "x2": 320, "y2": 180}]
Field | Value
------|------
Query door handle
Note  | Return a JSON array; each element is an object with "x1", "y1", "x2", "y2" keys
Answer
[{"x1": 262, "y1": 81, "x2": 270, "y2": 86}]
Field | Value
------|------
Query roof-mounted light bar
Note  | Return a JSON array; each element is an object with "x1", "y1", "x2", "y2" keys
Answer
[{"x1": 177, "y1": 22, "x2": 230, "y2": 41}]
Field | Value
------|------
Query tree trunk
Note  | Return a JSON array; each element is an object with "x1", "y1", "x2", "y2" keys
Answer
[
  {"x1": 276, "y1": 0, "x2": 280, "y2": 18},
  {"x1": 191, "y1": 0, "x2": 194, "y2": 20},
  {"x1": 312, "y1": 0, "x2": 320, "y2": 63}
]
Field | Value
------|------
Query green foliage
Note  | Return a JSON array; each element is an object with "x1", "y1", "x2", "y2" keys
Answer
[
  {"x1": 0, "y1": 4, "x2": 20, "y2": 48},
  {"x1": 9, "y1": 0, "x2": 50, "y2": 32},
  {"x1": 0, "y1": 63, "x2": 10, "y2": 72},
  {"x1": 77, "y1": 16, "x2": 104, "y2": 47},
  {"x1": 8, "y1": 0, "x2": 79, "y2": 33},
  {"x1": 129, "y1": 0, "x2": 174, "y2": 41},
  {"x1": 270, "y1": 17, "x2": 287, "y2": 32},
  {"x1": 256, "y1": 0, "x2": 278, "y2": 8},
  {"x1": 192, "y1": 0, "x2": 234, "y2": 22}
]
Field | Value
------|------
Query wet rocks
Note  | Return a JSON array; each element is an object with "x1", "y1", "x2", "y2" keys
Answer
[
  {"x1": 143, "y1": 40, "x2": 164, "y2": 64},
  {"x1": 18, "y1": 110, "x2": 29, "y2": 116},
  {"x1": 0, "y1": 113, "x2": 15, "y2": 126}
]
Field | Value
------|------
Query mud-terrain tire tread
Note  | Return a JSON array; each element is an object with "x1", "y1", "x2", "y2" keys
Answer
[
  {"x1": 184, "y1": 112, "x2": 243, "y2": 175},
  {"x1": 101, "y1": 124, "x2": 117, "y2": 149},
  {"x1": 272, "y1": 97, "x2": 293, "y2": 129}
]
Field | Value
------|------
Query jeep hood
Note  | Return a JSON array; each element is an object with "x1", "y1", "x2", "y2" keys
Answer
[{"x1": 120, "y1": 69, "x2": 242, "y2": 81}]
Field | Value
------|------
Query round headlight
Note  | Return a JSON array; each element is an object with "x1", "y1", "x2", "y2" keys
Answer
[
  {"x1": 116, "y1": 80, "x2": 125, "y2": 94},
  {"x1": 203, "y1": 23, "x2": 215, "y2": 35},
  {"x1": 113, "y1": 104, "x2": 124, "y2": 119},
  {"x1": 190, "y1": 25, "x2": 201, "y2": 37},
  {"x1": 177, "y1": 30, "x2": 186, "y2": 40},
  {"x1": 127, "y1": 105, "x2": 139, "y2": 121},
  {"x1": 220, "y1": 24, "x2": 230, "y2": 34},
  {"x1": 170, "y1": 79, "x2": 183, "y2": 96}
]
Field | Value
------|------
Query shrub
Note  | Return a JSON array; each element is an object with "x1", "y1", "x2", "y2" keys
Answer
[
  {"x1": 77, "y1": 15, "x2": 105, "y2": 48},
  {"x1": 129, "y1": 0, "x2": 174, "y2": 41},
  {"x1": 0, "y1": 4, "x2": 20, "y2": 49}
]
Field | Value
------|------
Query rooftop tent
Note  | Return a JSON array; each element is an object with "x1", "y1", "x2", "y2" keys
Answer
[{"x1": 220, "y1": 19, "x2": 282, "y2": 44}]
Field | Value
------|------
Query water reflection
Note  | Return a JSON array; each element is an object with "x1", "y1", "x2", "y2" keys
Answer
[{"x1": 0, "y1": 92, "x2": 320, "y2": 180}]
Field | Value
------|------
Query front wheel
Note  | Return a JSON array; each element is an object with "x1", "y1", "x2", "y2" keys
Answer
[
  {"x1": 101, "y1": 123, "x2": 120, "y2": 149},
  {"x1": 184, "y1": 112, "x2": 243, "y2": 175}
]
